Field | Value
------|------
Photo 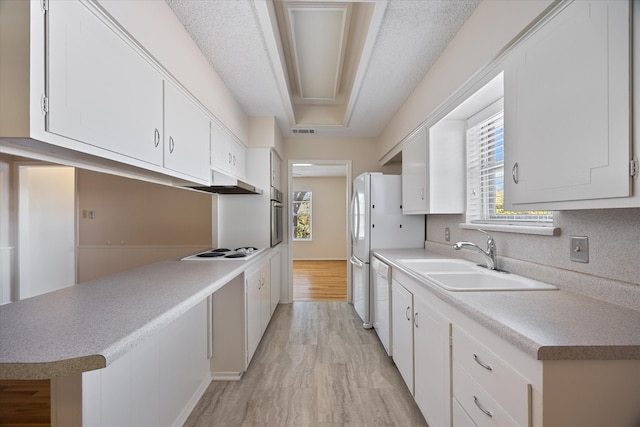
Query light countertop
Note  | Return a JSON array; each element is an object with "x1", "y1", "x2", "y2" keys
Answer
[
  {"x1": 0, "y1": 249, "x2": 273, "y2": 379},
  {"x1": 374, "y1": 248, "x2": 640, "y2": 361}
]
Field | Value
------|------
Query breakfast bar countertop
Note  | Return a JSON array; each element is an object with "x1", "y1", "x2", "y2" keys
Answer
[
  {"x1": 373, "y1": 248, "x2": 640, "y2": 361},
  {"x1": 0, "y1": 249, "x2": 273, "y2": 380}
]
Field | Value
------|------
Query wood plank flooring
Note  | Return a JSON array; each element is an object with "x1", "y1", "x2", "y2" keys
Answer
[
  {"x1": 184, "y1": 302, "x2": 427, "y2": 426},
  {"x1": 293, "y1": 260, "x2": 347, "y2": 302},
  {"x1": 0, "y1": 380, "x2": 50, "y2": 427}
]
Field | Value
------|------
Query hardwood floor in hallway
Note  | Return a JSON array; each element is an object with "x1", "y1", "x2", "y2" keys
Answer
[
  {"x1": 293, "y1": 260, "x2": 347, "y2": 302},
  {"x1": 184, "y1": 302, "x2": 427, "y2": 426}
]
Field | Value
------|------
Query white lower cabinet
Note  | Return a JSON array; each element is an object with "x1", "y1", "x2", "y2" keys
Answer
[
  {"x1": 414, "y1": 296, "x2": 451, "y2": 427},
  {"x1": 452, "y1": 326, "x2": 531, "y2": 427},
  {"x1": 269, "y1": 250, "x2": 281, "y2": 316},
  {"x1": 391, "y1": 280, "x2": 414, "y2": 394},
  {"x1": 81, "y1": 300, "x2": 209, "y2": 427},
  {"x1": 390, "y1": 266, "x2": 640, "y2": 427},
  {"x1": 453, "y1": 397, "x2": 477, "y2": 427},
  {"x1": 245, "y1": 260, "x2": 271, "y2": 366}
]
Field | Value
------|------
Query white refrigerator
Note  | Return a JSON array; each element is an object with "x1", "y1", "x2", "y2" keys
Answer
[{"x1": 349, "y1": 172, "x2": 425, "y2": 328}]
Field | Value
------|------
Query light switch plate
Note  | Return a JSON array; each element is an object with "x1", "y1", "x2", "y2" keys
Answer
[
  {"x1": 570, "y1": 236, "x2": 589, "y2": 263},
  {"x1": 445, "y1": 227, "x2": 450, "y2": 242}
]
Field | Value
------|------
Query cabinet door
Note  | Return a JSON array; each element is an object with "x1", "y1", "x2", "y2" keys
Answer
[
  {"x1": 391, "y1": 280, "x2": 414, "y2": 394},
  {"x1": 504, "y1": 0, "x2": 631, "y2": 208},
  {"x1": 269, "y1": 251, "x2": 281, "y2": 316},
  {"x1": 402, "y1": 127, "x2": 428, "y2": 213},
  {"x1": 414, "y1": 296, "x2": 452, "y2": 427},
  {"x1": 229, "y1": 139, "x2": 247, "y2": 180},
  {"x1": 260, "y1": 264, "x2": 271, "y2": 335},
  {"x1": 245, "y1": 269, "x2": 262, "y2": 365},
  {"x1": 163, "y1": 81, "x2": 210, "y2": 182},
  {"x1": 271, "y1": 151, "x2": 282, "y2": 189},
  {"x1": 210, "y1": 120, "x2": 231, "y2": 174},
  {"x1": 47, "y1": 0, "x2": 163, "y2": 165}
]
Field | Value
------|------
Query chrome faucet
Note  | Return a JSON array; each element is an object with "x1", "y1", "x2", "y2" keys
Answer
[{"x1": 453, "y1": 229, "x2": 498, "y2": 270}]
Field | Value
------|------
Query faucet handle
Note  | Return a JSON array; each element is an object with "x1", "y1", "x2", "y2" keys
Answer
[
  {"x1": 476, "y1": 229, "x2": 496, "y2": 251},
  {"x1": 476, "y1": 228, "x2": 492, "y2": 241}
]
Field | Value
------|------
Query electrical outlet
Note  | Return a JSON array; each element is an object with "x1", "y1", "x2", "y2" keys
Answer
[
  {"x1": 445, "y1": 227, "x2": 450, "y2": 242},
  {"x1": 570, "y1": 236, "x2": 589, "y2": 263}
]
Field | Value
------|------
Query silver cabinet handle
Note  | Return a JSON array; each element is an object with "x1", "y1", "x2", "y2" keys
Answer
[
  {"x1": 512, "y1": 162, "x2": 519, "y2": 184},
  {"x1": 473, "y1": 396, "x2": 493, "y2": 417},
  {"x1": 154, "y1": 128, "x2": 160, "y2": 147},
  {"x1": 414, "y1": 312, "x2": 419, "y2": 328},
  {"x1": 405, "y1": 306, "x2": 411, "y2": 321},
  {"x1": 419, "y1": 187, "x2": 425, "y2": 200},
  {"x1": 473, "y1": 353, "x2": 493, "y2": 371},
  {"x1": 169, "y1": 136, "x2": 175, "y2": 153}
]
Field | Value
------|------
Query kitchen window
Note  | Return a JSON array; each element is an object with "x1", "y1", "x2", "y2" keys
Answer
[
  {"x1": 292, "y1": 190, "x2": 312, "y2": 240},
  {"x1": 466, "y1": 99, "x2": 552, "y2": 226}
]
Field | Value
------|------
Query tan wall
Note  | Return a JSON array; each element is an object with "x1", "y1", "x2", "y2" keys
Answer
[
  {"x1": 292, "y1": 176, "x2": 347, "y2": 260},
  {"x1": 285, "y1": 136, "x2": 401, "y2": 179},
  {"x1": 377, "y1": 0, "x2": 553, "y2": 160},
  {"x1": 77, "y1": 169, "x2": 213, "y2": 282}
]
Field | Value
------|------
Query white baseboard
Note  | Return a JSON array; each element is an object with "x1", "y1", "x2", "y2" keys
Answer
[
  {"x1": 211, "y1": 371, "x2": 244, "y2": 381},
  {"x1": 172, "y1": 372, "x2": 213, "y2": 427}
]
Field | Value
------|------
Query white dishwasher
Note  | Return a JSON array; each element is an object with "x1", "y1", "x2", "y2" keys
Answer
[{"x1": 371, "y1": 256, "x2": 392, "y2": 356}]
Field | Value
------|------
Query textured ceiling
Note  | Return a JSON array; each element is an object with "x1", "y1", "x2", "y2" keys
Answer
[{"x1": 165, "y1": 0, "x2": 482, "y2": 138}]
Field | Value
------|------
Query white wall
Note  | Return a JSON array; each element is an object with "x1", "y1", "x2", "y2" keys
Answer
[
  {"x1": 18, "y1": 165, "x2": 76, "y2": 299},
  {"x1": 377, "y1": 0, "x2": 553, "y2": 160},
  {"x1": 292, "y1": 176, "x2": 347, "y2": 260}
]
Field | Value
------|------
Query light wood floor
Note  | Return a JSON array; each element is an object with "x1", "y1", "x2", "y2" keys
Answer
[
  {"x1": 293, "y1": 260, "x2": 347, "y2": 302},
  {"x1": 0, "y1": 380, "x2": 50, "y2": 427},
  {"x1": 184, "y1": 302, "x2": 427, "y2": 426}
]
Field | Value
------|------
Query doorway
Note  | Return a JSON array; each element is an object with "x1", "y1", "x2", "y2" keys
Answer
[
  {"x1": 17, "y1": 165, "x2": 76, "y2": 300},
  {"x1": 288, "y1": 160, "x2": 351, "y2": 302}
]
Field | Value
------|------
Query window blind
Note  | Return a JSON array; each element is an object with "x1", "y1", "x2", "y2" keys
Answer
[{"x1": 466, "y1": 107, "x2": 552, "y2": 224}]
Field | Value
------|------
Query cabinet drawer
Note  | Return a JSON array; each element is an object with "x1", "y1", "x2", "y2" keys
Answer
[
  {"x1": 454, "y1": 362, "x2": 521, "y2": 427},
  {"x1": 453, "y1": 326, "x2": 530, "y2": 425},
  {"x1": 453, "y1": 397, "x2": 477, "y2": 427}
]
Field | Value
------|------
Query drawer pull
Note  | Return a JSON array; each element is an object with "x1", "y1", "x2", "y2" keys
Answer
[
  {"x1": 473, "y1": 353, "x2": 493, "y2": 371},
  {"x1": 473, "y1": 395, "x2": 493, "y2": 417}
]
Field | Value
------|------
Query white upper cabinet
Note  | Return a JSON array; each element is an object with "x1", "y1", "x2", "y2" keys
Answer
[
  {"x1": 402, "y1": 122, "x2": 465, "y2": 214},
  {"x1": 270, "y1": 150, "x2": 282, "y2": 190},
  {"x1": 504, "y1": 0, "x2": 632, "y2": 209},
  {"x1": 402, "y1": 127, "x2": 428, "y2": 213},
  {"x1": 47, "y1": 0, "x2": 163, "y2": 166},
  {"x1": 210, "y1": 120, "x2": 246, "y2": 180},
  {"x1": 163, "y1": 81, "x2": 210, "y2": 182}
]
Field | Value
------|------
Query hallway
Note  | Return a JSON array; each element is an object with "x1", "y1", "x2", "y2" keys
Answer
[
  {"x1": 184, "y1": 302, "x2": 426, "y2": 426},
  {"x1": 293, "y1": 260, "x2": 348, "y2": 302}
]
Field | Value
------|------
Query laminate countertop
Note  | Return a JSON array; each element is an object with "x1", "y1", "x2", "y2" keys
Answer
[
  {"x1": 0, "y1": 249, "x2": 274, "y2": 380},
  {"x1": 374, "y1": 248, "x2": 640, "y2": 361}
]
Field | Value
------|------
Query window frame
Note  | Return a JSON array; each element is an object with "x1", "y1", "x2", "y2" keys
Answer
[
  {"x1": 465, "y1": 98, "x2": 554, "y2": 227},
  {"x1": 291, "y1": 190, "x2": 312, "y2": 241}
]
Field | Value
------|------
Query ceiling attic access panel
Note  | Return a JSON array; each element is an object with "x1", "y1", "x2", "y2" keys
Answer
[
  {"x1": 289, "y1": 6, "x2": 349, "y2": 101},
  {"x1": 274, "y1": 1, "x2": 378, "y2": 128}
]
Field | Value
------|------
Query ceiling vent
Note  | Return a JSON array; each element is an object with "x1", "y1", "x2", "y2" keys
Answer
[{"x1": 292, "y1": 128, "x2": 317, "y2": 134}]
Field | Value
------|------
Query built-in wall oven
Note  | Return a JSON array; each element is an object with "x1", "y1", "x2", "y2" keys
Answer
[{"x1": 270, "y1": 187, "x2": 283, "y2": 247}]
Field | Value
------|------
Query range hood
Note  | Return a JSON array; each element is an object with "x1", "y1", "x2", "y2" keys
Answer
[{"x1": 181, "y1": 171, "x2": 262, "y2": 195}]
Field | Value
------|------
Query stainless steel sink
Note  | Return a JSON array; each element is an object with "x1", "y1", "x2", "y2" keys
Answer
[
  {"x1": 397, "y1": 258, "x2": 477, "y2": 273},
  {"x1": 425, "y1": 271, "x2": 557, "y2": 291},
  {"x1": 397, "y1": 258, "x2": 557, "y2": 291}
]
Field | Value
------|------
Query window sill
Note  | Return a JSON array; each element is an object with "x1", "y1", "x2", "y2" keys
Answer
[{"x1": 459, "y1": 223, "x2": 560, "y2": 236}]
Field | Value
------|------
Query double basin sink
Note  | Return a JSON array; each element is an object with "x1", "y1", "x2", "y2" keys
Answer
[{"x1": 397, "y1": 259, "x2": 557, "y2": 292}]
